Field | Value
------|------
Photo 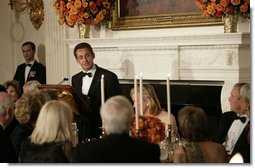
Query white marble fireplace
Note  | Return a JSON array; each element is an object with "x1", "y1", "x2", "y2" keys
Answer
[{"x1": 65, "y1": 32, "x2": 250, "y2": 112}]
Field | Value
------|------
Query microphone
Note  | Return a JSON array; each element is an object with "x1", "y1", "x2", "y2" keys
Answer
[{"x1": 57, "y1": 78, "x2": 69, "y2": 85}]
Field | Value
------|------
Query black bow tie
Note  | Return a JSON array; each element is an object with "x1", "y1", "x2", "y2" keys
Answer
[
  {"x1": 235, "y1": 116, "x2": 246, "y2": 123},
  {"x1": 26, "y1": 64, "x2": 32, "y2": 67},
  {"x1": 82, "y1": 72, "x2": 92, "y2": 78}
]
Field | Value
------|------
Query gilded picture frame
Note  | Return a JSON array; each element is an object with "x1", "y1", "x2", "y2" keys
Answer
[{"x1": 110, "y1": 0, "x2": 223, "y2": 30}]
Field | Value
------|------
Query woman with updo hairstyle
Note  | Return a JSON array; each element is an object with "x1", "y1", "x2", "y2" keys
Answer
[{"x1": 173, "y1": 106, "x2": 227, "y2": 163}]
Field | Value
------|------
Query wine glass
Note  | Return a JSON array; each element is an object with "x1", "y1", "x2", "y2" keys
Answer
[{"x1": 159, "y1": 141, "x2": 169, "y2": 161}]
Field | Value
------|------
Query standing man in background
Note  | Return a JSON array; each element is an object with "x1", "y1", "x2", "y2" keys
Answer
[
  {"x1": 72, "y1": 42, "x2": 121, "y2": 141},
  {"x1": 13, "y1": 41, "x2": 46, "y2": 89}
]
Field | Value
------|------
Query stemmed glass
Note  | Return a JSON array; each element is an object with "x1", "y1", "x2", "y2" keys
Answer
[{"x1": 159, "y1": 141, "x2": 169, "y2": 161}]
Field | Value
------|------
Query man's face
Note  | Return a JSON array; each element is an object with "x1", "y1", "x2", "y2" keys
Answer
[
  {"x1": 22, "y1": 44, "x2": 35, "y2": 62},
  {"x1": 228, "y1": 86, "x2": 241, "y2": 114},
  {"x1": 75, "y1": 48, "x2": 95, "y2": 71}
]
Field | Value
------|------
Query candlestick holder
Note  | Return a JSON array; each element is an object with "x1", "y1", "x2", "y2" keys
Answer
[
  {"x1": 135, "y1": 129, "x2": 140, "y2": 137},
  {"x1": 166, "y1": 124, "x2": 174, "y2": 162},
  {"x1": 99, "y1": 126, "x2": 106, "y2": 139},
  {"x1": 159, "y1": 124, "x2": 174, "y2": 162}
]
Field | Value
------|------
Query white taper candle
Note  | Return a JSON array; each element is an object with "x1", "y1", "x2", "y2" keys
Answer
[
  {"x1": 134, "y1": 75, "x2": 139, "y2": 130},
  {"x1": 101, "y1": 74, "x2": 105, "y2": 105},
  {"x1": 167, "y1": 73, "x2": 171, "y2": 125},
  {"x1": 139, "y1": 72, "x2": 143, "y2": 116}
]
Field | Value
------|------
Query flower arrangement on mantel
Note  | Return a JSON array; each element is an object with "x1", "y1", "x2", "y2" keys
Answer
[
  {"x1": 130, "y1": 115, "x2": 166, "y2": 144},
  {"x1": 53, "y1": 0, "x2": 113, "y2": 28},
  {"x1": 195, "y1": 0, "x2": 250, "y2": 19}
]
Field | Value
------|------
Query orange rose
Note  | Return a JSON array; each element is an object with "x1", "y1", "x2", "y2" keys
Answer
[
  {"x1": 240, "y1": 3, "x2": 248, "y2": 13},
  {"x1": 206, "y1": 3, "x2": 217, "y2": 15},
  {"x1": 216, "y1": 4, "x2": 223, "y2": 11},
  {"x1": 81, "y1": 0, "x2": 88, "y2": 8},
  {"x1": 230, "y1": 0, "x2": 241, "y2": 6},
  {"x1": 220, "y1": 0, "x2": 229, "y2": 8},
  {"x1": 74, "y1": 0, "x2": 82, "y2": 9},
  {"x1": 83, "y1": 12, "x2": 90, "y2": 19},
  {"x1": 58, "y1": 17, "x2": 65, "y2": 25}
]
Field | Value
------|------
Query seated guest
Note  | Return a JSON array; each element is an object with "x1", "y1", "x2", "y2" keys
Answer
[
  {"x1": 173, "y1": 106, "x2": 227, "y2": 163},
  {"x1": 213, "y1": 82, "x2": 247, "y2": 143},
  {"x1": 2, "y1": 80, "x2": 21, "y2": 137},
  {"x1": 22, "y1": 80, "x2": 41, "y2": 94},
  {"x1": 3, "y1": 80, "x2": 22, "y2": 103},
  {"x1": 19, "y1": 100, "x2": 74, "y2": 163},
  {"x1": 130, "y1": 84, "x2": 178, "y2": 140},
  {"x1": 10, "y1": 92, "x2": 46, "y2": 154},
  {"x1": 224, "y1": 83, "x2": 250, "y2": 163},
  {"x1": 72, "y1": 95, "x2": 160, "y2": 163},
  {"x1": 0, "y1": 92, "x2": 18, "y2": 162}
]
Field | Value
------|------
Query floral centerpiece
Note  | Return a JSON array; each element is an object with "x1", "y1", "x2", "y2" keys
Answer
[
  {"x1": 195, "y1": 0, "x2": 250, "y2": 19},
  {"x1": 130, "y1": 115, "x2": 166, "y2": 144},
  {"x1": 53, "y1": 0, "x2": 113, "y2": 28}
]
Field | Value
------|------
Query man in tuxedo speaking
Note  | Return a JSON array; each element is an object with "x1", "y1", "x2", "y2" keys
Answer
[
  {"x1": 13, "y1": 41, "x2": 46, "y2": 89},
  {"x1": 71, "y1": 42, "x2": 121, "y2": 141}
]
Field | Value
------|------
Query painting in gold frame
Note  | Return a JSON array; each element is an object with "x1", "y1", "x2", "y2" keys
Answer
[{"x1": 110, "y1": 0, "x2": 223, "y2": 30}]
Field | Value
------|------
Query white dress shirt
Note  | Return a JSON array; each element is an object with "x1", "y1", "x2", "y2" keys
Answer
[
  {"x1": 25, "y1": 60, "x2": 35, "y2": 82},
  {"x1": 82, "y1": 64, "x2": 96, "y2": 95},
  {"x1": 223, "y1": 114, "x2": 249, "y2": 154}
]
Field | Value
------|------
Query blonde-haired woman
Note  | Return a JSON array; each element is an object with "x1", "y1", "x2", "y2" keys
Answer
[
  {"x1": 19, "y1": 100, "x2": 74, "y2": 163},
  {"x1": 130, "y1": 84, "x2": 178, "y2": 141}
]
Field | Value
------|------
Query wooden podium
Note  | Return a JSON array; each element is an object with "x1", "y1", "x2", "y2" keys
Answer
[
  {"x1": 37, "y1": 84, "x2": 74, "y2": 95},
  {"x1": 37, "y1": 84, "x2": 89, "y2": 120}
]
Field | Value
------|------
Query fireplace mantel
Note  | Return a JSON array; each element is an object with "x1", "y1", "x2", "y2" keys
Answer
[{"x1": 64, "y1": 32, "x2": 250, "y2": 112}]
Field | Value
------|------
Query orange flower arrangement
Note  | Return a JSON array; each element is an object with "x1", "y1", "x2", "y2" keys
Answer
[
  {"x1": 195, "y1": 0, "x2": 250, "y2": 19},
  {"x1": 54, "y1": 0, "x2": 113, "y2": 27},
  {"x1": 130, "y1": 115, "x2": 166, "y2": 144}
]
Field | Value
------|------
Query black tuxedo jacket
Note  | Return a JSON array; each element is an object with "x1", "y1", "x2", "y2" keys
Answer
[
  {"x1": 213, "y1": 111, "x2": 237, "y2": 143},
  {"x1": 0, "y1": 126, "x2": 18, "y2": 163},
  {"x1": 213, "y1": 112, "x2": 250, "y2": 162},
  {"x1": 13, "y1": 60, "x2": 46, "y2": 88},
  {"x1": 72, "y1": 133, "x2": 160, "y2": 163},
  {"x1": 72, "y1": 65, "x2": 121, "y2": 140},
  {"x1": 230, "y1": 121, "x2": 250, "y2": 163}
]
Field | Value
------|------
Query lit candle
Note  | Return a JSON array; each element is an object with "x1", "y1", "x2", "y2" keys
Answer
[
  {"x1": 134, "y1": 75, "x2": 139, "y2": 130},
  {"x1": 167, "y1": 73, "x2": 171, "y2": 125},
  {"x1": 101, "y1": 74, "x2": 105, "y2": 105},
  {"x1": 139, "y1": 72, "x2": 143, "y2": 116}
]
